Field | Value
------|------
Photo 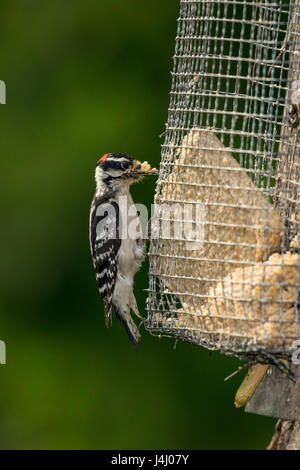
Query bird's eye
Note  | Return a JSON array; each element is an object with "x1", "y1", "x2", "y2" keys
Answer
[{"x1": 121, "y1": 162, "x2": 130, "y2": 170}]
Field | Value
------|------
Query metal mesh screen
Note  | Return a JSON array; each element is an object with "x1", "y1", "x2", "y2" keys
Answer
[{"x1": 146, "y1": 0, "x2": 300, "y2": 363}]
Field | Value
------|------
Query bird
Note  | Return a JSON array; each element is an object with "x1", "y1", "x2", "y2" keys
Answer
[{"x1": 89, "y1": 152, "x2": 158, "y2": 345}]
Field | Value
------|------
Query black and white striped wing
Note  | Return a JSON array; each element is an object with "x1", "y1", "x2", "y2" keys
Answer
[{"x1": 89, "y1": 198, "x2": 121, "y2": 326}]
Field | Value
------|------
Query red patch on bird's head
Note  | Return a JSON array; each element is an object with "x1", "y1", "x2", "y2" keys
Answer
[{"x1": 98, "y1": 153, "x2": 110, "y2": 163}]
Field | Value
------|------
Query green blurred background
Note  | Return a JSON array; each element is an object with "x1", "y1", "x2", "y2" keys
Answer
[{"x1": 0, "y1": 0, "x2": 276, "y2": 449}]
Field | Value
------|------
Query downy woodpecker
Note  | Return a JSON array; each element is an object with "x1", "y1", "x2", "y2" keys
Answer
[{"x1": 89, "y1": 152, "x2": 157, "y2": 345}]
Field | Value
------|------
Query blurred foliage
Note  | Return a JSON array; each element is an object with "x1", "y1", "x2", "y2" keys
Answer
[{"x1": 0, "y1": 0, "x2": 275, "y2": 449}]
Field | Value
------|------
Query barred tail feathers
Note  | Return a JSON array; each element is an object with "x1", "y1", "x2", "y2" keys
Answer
[{"x1": 113, "y1": 303, "x2": 141, "y2": 346}]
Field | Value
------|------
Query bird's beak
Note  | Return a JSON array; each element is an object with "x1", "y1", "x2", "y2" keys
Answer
[{"x1": 131, "y1": 159, "x2": 158, "y2": 176}]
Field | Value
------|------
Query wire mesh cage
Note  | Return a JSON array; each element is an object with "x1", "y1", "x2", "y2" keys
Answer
[{"x1": 146, "y1": 0, "x2": 300, "y2": 365}]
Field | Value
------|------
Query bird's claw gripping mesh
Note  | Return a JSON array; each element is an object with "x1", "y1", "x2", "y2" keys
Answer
[{"x1": 146, "y1": 0, "x2": 300, "y2": 363}]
